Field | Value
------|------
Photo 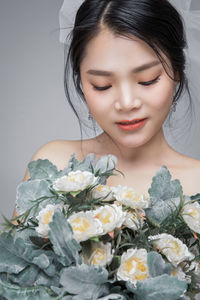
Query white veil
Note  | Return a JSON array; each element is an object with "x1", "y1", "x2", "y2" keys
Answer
[
  {"x1": 166, "y1": 0, "x2": 200, "y2": 152},
  {"x1": 168, "y1": 0, "x2": 200, "y2": 96}
]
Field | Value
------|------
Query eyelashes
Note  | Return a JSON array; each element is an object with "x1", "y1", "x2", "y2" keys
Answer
[
  {"x1": 93, "y1": 85, "x2": 111, "y2": 91},
  {"x1": 92, "y1": 76, "x2": 161, "y2": 91},
  {"x1": 139, "y1": 76, "x2": 160, "y2": 86}
]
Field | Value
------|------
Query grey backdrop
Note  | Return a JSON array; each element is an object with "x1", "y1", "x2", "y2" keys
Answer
[{"x1": 1, "y1": 0, "x2": 200, "y2": 224}]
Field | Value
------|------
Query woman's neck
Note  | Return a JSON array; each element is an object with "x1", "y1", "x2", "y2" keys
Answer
[{"x1": 94, "y1": 128, "x2": 177, "y2": 169}]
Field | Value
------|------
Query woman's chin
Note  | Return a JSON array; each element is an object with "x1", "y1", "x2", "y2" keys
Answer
[{"x1": 113, "y1": 136, "x2": 149, "y2": 149}]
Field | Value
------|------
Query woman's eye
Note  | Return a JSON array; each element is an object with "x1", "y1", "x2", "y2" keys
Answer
[
  {"x1": 92, "y1": 76, "x2": 160, "y2": 91},
  {"x1": 93, "y1": 85, "x2": 111, "y2": 91},
  {"x1": 139, "y1": 76, "x2": 160, "y2": 86}
]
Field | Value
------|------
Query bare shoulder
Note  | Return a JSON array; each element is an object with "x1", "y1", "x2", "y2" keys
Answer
[
  {"x1": 31, "y1": 140, "x2": 84, "y2": 169},
  {"x1": 23, "y1": 139, "x2": 83, "y2": 180},
  {"x1": 173, "y1": 153, "x2": 200, "y2": 195}
]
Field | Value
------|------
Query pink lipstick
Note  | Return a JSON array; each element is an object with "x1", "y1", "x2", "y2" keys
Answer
[{"x1": 116, "y1": 118, "x2": 147, "y2": 131}]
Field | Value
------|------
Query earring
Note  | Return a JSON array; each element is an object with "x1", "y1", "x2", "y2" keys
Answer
[{"x1": 88, "y1": 112, "x2": 93, "y2": 120}]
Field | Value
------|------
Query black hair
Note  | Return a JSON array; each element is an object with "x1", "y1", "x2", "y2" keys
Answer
[{"x1": 63, "y1": 0, "x2": 193, "y2": 140}]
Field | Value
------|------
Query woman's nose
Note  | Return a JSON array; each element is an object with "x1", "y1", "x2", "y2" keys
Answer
[{"x1": 114, "y1": 85, "x2": 142, "y2": 112}]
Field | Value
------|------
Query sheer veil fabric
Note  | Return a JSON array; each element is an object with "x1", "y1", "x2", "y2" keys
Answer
[
  {"x1": 59, "y1": 0, "x2": 200, "y2": 137},
  {"x1": 169, "y1": 0, "x2": 200, "y2": 107}
]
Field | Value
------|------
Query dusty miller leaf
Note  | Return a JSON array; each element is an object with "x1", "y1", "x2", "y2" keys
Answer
[
  {"x1": 145, "y1": 166, "x2": 183, "y2": 226},
  {"x1": 61, "y1": 153, "x2": 96, "y2": 175},
  {"x1": 0, "y1": 274, "x2": 56, "y2": 300},
  {"x1": 9, "y1": 265, "x2": 40, "y2": 287},
  {"x1": 126, "y1": 274, "x2": 187, "y2": 300},
  {"x1": 98, "y1": 294, "x2": 126, "y2": 300},
  {"x1": 94, "y1": 155, "x2": 117, "y2": 175},
  {"x1": 148, "y1": 166, "x2": 182, "y2": 200},
  {"x1": 16, "y1": 179, "x2": 56, "y2": 216},
  {"x1": 0, "y1": 232, "x2": 53, "y2": 275},
  {"x1": 48, "y1": 209, "x2": 81, "y2": 267},
  {"x1": 28, "y1": 159, "x2": 62, "y2": 181},
  {"x1": 60, "y1": 264, "x2": 109, "y2": 299},
  {"x1": 147, "y1": 251, "x2": 172, "y2": 277},
  {"x1": 0, "y1": 233, "x2": 28, "y2": 274}
]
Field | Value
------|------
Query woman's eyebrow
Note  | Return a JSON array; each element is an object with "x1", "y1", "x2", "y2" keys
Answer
[{"x1": 86, "y1": 60, "x2": 161, "y2": 76}]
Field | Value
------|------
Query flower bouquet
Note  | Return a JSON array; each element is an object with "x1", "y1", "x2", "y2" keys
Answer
[{"x1": 0, "y1": 153, "x2": 200, "y2": 300}]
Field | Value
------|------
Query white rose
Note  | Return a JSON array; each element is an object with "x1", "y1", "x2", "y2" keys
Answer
[
  {"x1": 36, "y1": 204, "x2": 62, "y2": 238},
  {"x1": 53, "y1": 170, "x2": 98, "y2": 192},
  {"x1": 149, "y1": 234, "x2": 194, "y2": 267},
  {"x1": 91, "y1": 184, "x2": 113, "y2": 201},
  {"x1": 117, "y1": 248, "x2": 149, "y2": 286},
  {"x1": 83, "y1": 242, "x2": 113, "y2": 267},
  {"x1": 123, "y1": 209, "x2": 145, "y2": 230},
  {"x1": 94, "y1": 204, "x2": 126, "y2": 235},
  {"x1": 182, "y1": 202, "x2": 200, "y2": 234},
  {"x1": 68, "y1": 211, "x2": 103, "y2": 242},
  {"x1": 112, "y1": 185, "x2": 149, "y2": 209}
]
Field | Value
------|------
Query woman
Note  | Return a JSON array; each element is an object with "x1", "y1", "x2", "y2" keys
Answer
[{"x1": 12, "y1": 0, "x2": 200, "y2": 219}]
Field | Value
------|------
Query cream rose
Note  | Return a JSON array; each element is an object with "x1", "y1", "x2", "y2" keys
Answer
[
  {"x1": 94, "y1": 204, "x2": 126, "y2": 235},
  {"x1": 117, "y1": 248, "x2": 149, "y2": 286},
  {"x1": 53, "y1": 170, "x2": 98, "y2": 192},
  {"x1": 83, "y1": 242, "x2": 113, "y2": 267},
  {"x1": 149, "y1": 233, "x2": 194, "y2": 267},
  {"x1": 91, "y1": 184, "x2": 113, "y2": 201},
  {"x1": 112, "y1": 185, "x2": 149, "y2": 209},
  {"x1": 182, "y1": 202, "x2": 200, "y2": 234},
  {"x1": 36, "y1": 204, "x2": 61, "y2": 238},
  {"x1": 68, "y1": 211, "x2": 103, "y2": 242},
  {"x1": 123, "y1": 209, "x2": 145, "y2": 230}
]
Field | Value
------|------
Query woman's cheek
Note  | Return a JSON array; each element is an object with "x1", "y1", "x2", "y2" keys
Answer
[
  {"x1": 149, "y1": 83, "x2": 174, "y2": 111},
  {"x1": 84, "y1": 88, "x2": 111, "y2": 114}
]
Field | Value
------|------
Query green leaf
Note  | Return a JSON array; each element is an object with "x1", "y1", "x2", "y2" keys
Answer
[
  {"x1": 9, "y1": 265, "x2": 39, "y2": 287},
  {"x1": 145, "y1": 166, "x2": 183, "y2": 226},
  {"x1": 0, "y1": 232, "x2": 54, "y2": 275},
  {"x1": 126, "y1": 274, "x2": 187, "y2": 300},
  {"x1": 73, "y1": 153, "x2": 96, "y2": 172},
  {"x1": 9, "y1": 264, "x2": 59, "y2": 289},
  {"x1": 147, "y1": 252, "x2": 172, "y2": 277},
  {"x1": 94, "y1": 155, "x2": 117, "y2": 175},
  {"x1": 48, "y1": 209, "x2": 81, "y2": 267},
  {"x1": 0, "y1": 233, "x2": 28, "y2": 274},
  {"x1": 98, "y1": 294, "x2": 126, "y2": 300},
  {"x1": 190, "y1": 193, "x2": 200, "y2": 201},
  {"x1": 28, "y1": 159, "x2": 62, "y2": 181},
  {"x1": 61, "y1": 153, "x2": 96, "y2": 175},
  {"x1": 60, "y1": 264, "x2": 109, "y2": 299},
  {"x1": 34, "y1": 270, "x2": 60, "y2": 288},
  {"x1": 0, "y1": 274, "x2": 57, "y2": 300},
  {"x1": 146, "y1": 197, "x2": 183, "y2": 227},
  {"x1": 14, "y1": 228, "x2": 38, "y2": 245},
  {"x1": 61, "y1": 153, "x2": 80, "y2": 175},
  {"x1": 148, "y1": 166, "x2": 182, "y2": 199},
  {"x1": 16, "y1": 179, "x2": 56, "y2": 216}
]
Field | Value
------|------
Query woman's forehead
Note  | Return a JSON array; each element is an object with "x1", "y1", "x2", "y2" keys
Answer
[{"x1": 81, "y1": 29, "x2": 164, "y2": 70}]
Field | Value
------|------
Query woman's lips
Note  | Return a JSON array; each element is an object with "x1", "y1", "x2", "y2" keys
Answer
[{"x1": 116, "y1": 118, "x2": 147, "y2": 131}]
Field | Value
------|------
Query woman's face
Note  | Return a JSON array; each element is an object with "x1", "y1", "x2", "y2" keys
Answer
[{"x1": 80, "y1": 29, "x2": 177, "y2": 148}]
